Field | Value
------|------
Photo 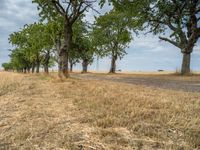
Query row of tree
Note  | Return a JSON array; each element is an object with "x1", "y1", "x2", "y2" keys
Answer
[{"x1": 2, "y1": 0, "x2": 200, "y2": 77}]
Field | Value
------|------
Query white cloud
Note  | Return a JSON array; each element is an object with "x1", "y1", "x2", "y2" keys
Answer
[{"x1": 0, "y1": 0, "x2": 39, "y2": 68}]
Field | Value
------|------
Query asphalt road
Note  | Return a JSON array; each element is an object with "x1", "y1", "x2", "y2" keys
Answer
[{"x1": 72, "y1": 74, "x2": 200, "y2": 93}]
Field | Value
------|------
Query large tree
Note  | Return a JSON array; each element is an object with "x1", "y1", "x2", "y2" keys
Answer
[
  {"x1": 147, "y1": 0, "x2": 200, "y2": 74},
  {"x1": 73, "y1": 19, "x2": 95, "y2": 73},
  {"x1": 33, "y1": 0, "x2": 98, "y2": 78},
  {"x1": 92, "y1": 10, "x2": 132, "y2": 73},
  {"x1": 104, "y1": 0, "x2": 200, "y2": 75}
]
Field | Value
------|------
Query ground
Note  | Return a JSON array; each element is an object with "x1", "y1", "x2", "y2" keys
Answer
[{"x1": 0, "y1": 72, "x2": 200, "y2": 150}]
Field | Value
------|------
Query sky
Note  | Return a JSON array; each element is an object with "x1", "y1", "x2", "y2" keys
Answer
[{"x1": 0, "y1": 0, "x2": 199, "y2": 72}]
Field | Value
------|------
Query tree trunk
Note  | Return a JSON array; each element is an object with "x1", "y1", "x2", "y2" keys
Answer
[
  {"x1": 36, "y1": 54, "x2": 40, "y2": 73},
  {"x1": 24, "y1": 68, "x2": 27, "y2": 74},
  {"x1": 109, "y1": 55, "x2": 117, "y2": 73},
  {"x1": 59, "y1": 21, "x2": 72, "y2": 78},
  {"x1": 181, "y1": 52, "x2": 191, "y2": 75},
  {"x1": 44, "y1": 51, "x2": 50, "y2": 74},
  {"x1": 56, "y1": 31, "x2": 63, "y2": 77},
  {"x1": 32, "y1": 63, "x2": 35, "y2": 73},
  {"x1": 70, "y1": 62, "x2": 73, "y2": 72},
  {"x1": 27, "y1": 68, "x2": 30, "y2": 73},
  {"x1": 60, "y1": 50, "x2": 69, "y2": 77},
  {"x1": 58, "y1": 59, "x2": 62, "y2": 77},
  {"x1": 82, "y1": 59, "x2": 89, "y2": 73},
  {"x1": 44, "y1": 65, "x2": 49, "y2": 74},
  {"x1": 36, "y1": 62, "x2": 40, "y2": 73}
]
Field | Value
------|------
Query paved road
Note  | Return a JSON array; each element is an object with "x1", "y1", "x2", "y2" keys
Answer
[{"x1": 72, "y1": 74, "x2": 200, "y2": 93}]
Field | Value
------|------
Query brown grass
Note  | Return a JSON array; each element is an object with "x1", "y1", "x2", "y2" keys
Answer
[
  {"x1": 0, "y1": 72, "x2": 23, "y2": 96},
  {"x1": 0, "y1": 72, "x2": 199, "y2": 149}
]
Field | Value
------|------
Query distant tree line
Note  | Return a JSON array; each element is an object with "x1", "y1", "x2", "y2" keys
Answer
[{"x1": 1, "y1": 0, "x2": 200, "y2": 76}]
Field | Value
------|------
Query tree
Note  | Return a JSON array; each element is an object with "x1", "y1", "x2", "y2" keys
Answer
[
  {"x1": 39, "y1": 23, "x2": 57, "y2": 74},
  {"x1": 72, "y1": 19, "x2": 94, "y2": 73},
  {"x1": 2, "y1": 63, "x2": 13, "y2": 71},
  {"x1": 9, "y1": 48, "x2": 32, "y2": 73},
  {"x1": 33, "y1": 0, "x2": 98, "y2": 78},
  {"x1": 147, "y1": 0, "x2": 200, "y2": 74},
  {"x1": 68, "y1": 50, "x2": 80, "y2": 72},
  {"x1": 9, "y1": 23, "x2": 55, "y2": 74},
  {"x1": 76, "y1": 37, "x2": 94, "y2": 73},
  {"x1": 9, "y1": 30, "x2": 34, "y2": 73},
  {"x1": 42, "y1": 17, "x2": 64, "y2": 74},
  {"x1": 92, "y1": 10, "x2": 132, "y2": 73},
  {"x1": 105, "y1": 0, "x2": 200, "y2": 75}
]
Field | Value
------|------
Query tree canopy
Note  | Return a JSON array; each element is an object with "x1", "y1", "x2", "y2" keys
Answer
[
  {"x1": 92, "y1": 10, "x2": 132, "y2": 73},
  {"x1": 8, "y1": 23, "x2": 55, "y2": 73},
  {"x1": 2, "y1": 0, "x2": 200, "y2": 75}
]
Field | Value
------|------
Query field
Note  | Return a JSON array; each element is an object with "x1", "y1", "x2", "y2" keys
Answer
[{"x1": 0, "y1": 72, "x2": 200, "y2": 150}]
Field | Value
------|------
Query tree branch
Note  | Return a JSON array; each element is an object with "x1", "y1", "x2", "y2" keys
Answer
[
  {"x1": 52, "y1": 0, "x2": 65, "y2": 16},
  {"x1": 159, "y1": 36, "x2": 181, "y2": 48}
]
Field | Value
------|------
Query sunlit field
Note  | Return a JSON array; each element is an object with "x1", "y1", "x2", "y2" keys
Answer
[
  {"x1": 0, "y1": 72, "x2": 199, "y2": 149},
  {"x1": 0, "y1": 72, "x2": 23, "y2": 96}
]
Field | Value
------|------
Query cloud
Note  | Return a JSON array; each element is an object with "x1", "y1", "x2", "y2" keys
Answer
[{"x1": 0, "y1": 0, "x2": 39, "y2": 68}]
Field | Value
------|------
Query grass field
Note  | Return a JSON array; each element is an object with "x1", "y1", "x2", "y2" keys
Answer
[{"x1": 0, "y1": 72, "x2": 199, "y2": 149}]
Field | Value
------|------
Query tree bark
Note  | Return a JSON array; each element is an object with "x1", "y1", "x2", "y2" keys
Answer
[
  {"x1": 109, "y1": 55, "x2": 117, "y2": 73},
  {"x1": 27, "y1": 67, "x2": 30, "y2": 73},
  {"x1": 24, "y1": 68, "x2": 27, "y2": 74},
  {"x1": 44, "y1": 65, "x2": 49, "y2": 74},
  {"x1": 36, "y1": 54, "x2": 40, "y2": 73},
  {"x1": 181, "y1": 52, "x2": 191, "y2": 75},
  {"x1": 82, "y1": 59, "x2": 89, "y2": 73},
  {"x1": 55, "y1": 31, "x2": 63, "y2": 77},
  {"x1": 44, "y1": 51, "x2": 50, "y2": 74},
  {"x1": 58, "y1": 59, "x2": 63, "y2": 77},
  {"x1": 70, "y1": 62, "x2": 73, "y2": 72},
  {"x1": 59, "y1": 21, "x2": 72, "y2": 78},
  {"x1": 36, "y1": 62, "x2": 40, "y2": 73},
  {"x1": 180, "y1": 3, "x2": 198, "y2": 75},
  {"x1": 32, "y1": 63, "x2": 35, "y2": 73}
]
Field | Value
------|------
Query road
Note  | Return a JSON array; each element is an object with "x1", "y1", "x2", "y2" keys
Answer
[{"x1": 72, "y1": 73, "x2": 200, "y2": 93}]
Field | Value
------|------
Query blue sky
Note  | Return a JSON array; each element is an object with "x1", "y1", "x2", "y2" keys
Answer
[{"x1": 0, "y1": 0, "x2": 199, "y2": 72}]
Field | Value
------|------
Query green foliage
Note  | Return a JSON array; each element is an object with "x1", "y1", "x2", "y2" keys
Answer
[
  {"x1": 2, "y1": 63, "x2": 13, "y2": 71},
  {"x1": 103, "y1": 0, "x2": 200, "y2": 74},
  {"x1": 108, "y1": 0, "x2": 200, "y2": 51},
  {"x1": 92, "y1": 10, "x2": 132, "y2": 60},
  {"x1": 72, "y1": 19, "x2": 94, "y2": 64},
  {"x1": 144, "y1": 0, "x2": 200, "y2": 51},
  {"x1": 32, "y1": 0, "x2": 98, "y2": 25},
  {"x1": 9, "y1": 48, "x2": 31, "y2": 71},
  {"x1": 32, "y1": 0, "x2": 59, "y2": 21},
  {"x1": 100, "y1": 0, "x2": 148, "y2": 29},
  {"x1": 8, "y1": 22, "x2": 56, "y2": 72}
]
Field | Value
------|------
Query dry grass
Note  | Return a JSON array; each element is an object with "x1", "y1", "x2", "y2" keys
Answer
[
  {"x1": 0, "y1": 72, "x2": 199, "y2": 150},
  {"x1": 66, "y1": 79, "x2": 200, "y2": 149},
  {"x1": 0, "y1": 72, "x2": 23, "y2": 96}
]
